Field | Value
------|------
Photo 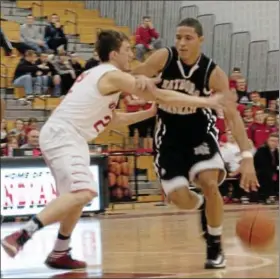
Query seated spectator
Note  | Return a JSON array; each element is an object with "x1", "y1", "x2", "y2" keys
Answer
[
  {"x1": 265, "y1": 114, "x2": 278, "y2": 133},
  {"x1": 24, "y1": 117, "x2": 38, "y2": 137},
  {"x1": 247, "y1": 109, "x2": 271, "y2": 148},
  {"x1": 215, "y1": 109, "x2": 226, "y2": 142},
  {"x1": 0, "y1": 27, "x2": 14, "y2": 56},
  {"x1": 53, "y1": 51, "x2": 75, "y2": 95},
  {"x1": 229, "y1": 67, "x2": 242, "y2": 83},
  {"x1": 20, "y1": 15, "x2": 50, "y2": 54},
  {"x1": 236, "y1": 78, "x2": 249, "y2": 104},
  {"x1": 1, "y1": 118, "x2": 8, "y2": 155},
  {"x1": 267, "y1": 99, "x2": 279, "y2": 114},
  {"x1": 249, "y1": 91, "x2": 265, "y2": 115},
  {"x1": 85, "y1": 50, "x2": 100, "y2": 70},
  {"x1": 242, "y1": 107, "x2": 254, "y2": 128},
  {"x1": 254, "y1": 133, "x2": 279, "y2": 204},
  {"x1": 70, "y1": 52, "x2": 84, "y2": 77},
  {"x1": 2, "y1": 135, "x2": 19, "y2": 156},
  {"x1": 20, "y1": 129, "x2": 40, "y2": 149},
  {"x1": 44, "y1": 14, "x2": 68, "y2": 54},
  {"x1": 13, "y1": 50, "x2": 49, "y2": 103},
  {"x1": 36, "y1": 52, "x2": 61, "y2": 97},
  {"x1": 135, "y1": 16, "x2": 162, "y2": 62},
  {"x1": 9, "y1": 118, "x2": 26, "y2": 146}
]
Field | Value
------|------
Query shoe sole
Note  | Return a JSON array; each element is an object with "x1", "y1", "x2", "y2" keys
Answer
[
  {"x1": 204, "y1": 260, "x2": 227, "y2": 269},
  {"x1": 1, "y1": 240, "x2": 18, "y2": 258},
  {"x1": 45, "y1": 261, "x2": 87, "y2": 270}
]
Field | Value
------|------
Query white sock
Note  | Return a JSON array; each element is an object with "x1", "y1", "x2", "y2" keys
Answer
[
  {"x1": 207, "y1": 225, "x2": 223, "y2": 236},
  {"x1": 22, "y1": 217, "x2": 43, "y2": 237},
  {"x1": 53, "y1": 234, "x2": 71, "y2": 252}
]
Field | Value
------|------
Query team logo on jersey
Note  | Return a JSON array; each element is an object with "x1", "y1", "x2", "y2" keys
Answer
[
  {"x1": 194, "y1": 142, "x2": 210, "y2": 156},
  {"x1": 160, "y1": 79, "x2": 200, "y2": 115}
]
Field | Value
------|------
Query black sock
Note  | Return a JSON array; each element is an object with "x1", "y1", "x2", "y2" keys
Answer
[{"x1": 57, "y1": 233, "x2": 70, "y2": 240}]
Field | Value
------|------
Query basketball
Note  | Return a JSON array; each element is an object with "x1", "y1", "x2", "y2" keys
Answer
[{"x1": 236, "y1": 209, "x2": 275, "y2": 248}]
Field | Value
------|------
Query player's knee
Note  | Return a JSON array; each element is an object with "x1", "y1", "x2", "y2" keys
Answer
[
  {"x1": 74, "y1": 190, "x2": 98, "y2": 206},
  {"x1": 168, "y1": 187, "x2": 197, "y2": 210},
  {"x1": 200, "y1": 180, "x2": 220, "y2": 198}
]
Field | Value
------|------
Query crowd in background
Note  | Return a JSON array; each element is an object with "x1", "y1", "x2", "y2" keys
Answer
[{"x1": 1, "y1": 14, "x2": 279, "y2": 205}]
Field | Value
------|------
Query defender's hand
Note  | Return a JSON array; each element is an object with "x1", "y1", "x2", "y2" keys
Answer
[{"x1": 135, "y1": 75, "x2": 161, "y2": 91}]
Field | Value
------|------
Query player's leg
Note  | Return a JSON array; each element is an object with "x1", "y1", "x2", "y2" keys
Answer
[
  {"x1": 189, "y1": 136, "x2": 226, "y2": 269},
  {"x1": 196, "y1": 169, "x2": 225, "y2": 269},
  {"x1": 1, "y1": 127, "x2": 97, "y2": 269}
]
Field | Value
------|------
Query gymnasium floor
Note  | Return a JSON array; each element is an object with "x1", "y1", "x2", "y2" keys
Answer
[{"x1": 1, "y1": 204, "x2": 278, "y2": 278}]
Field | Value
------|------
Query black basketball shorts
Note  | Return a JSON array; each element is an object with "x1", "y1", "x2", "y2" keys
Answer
[{"x1": 154, "y1": 132, "x2": 226, "y2": 195}]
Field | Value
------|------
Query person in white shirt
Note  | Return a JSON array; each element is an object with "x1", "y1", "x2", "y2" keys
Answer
[{"x1": 1, "y1": 30, "x2": 227, "y2": 269}]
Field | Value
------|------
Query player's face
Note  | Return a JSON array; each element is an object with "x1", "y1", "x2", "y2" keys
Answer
[
  {"x1": 175, "y1": 26, "x2": 203, "y2": 62},
  {"x1": 115, "y1": 40, "x2": 134, "y2": 72}
]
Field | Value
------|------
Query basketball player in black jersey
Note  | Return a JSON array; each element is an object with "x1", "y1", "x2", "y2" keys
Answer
[{"x1": 132, "y1": 18, "x2": 259, "y2": 269}]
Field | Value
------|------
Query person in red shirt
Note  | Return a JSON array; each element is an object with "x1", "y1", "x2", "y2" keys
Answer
[
  {"x1": 124, "y1": 94, "x2": 155, "y2": 149},
  {"x1": 247, "y1": 109, "x2": 271, "y2": 148},
  {"x1": 135, "y1": 16, "x2": 162, "y2": 61},
  {"x1": 242, "y1": 107, "x2": 254, "y2": 128}
]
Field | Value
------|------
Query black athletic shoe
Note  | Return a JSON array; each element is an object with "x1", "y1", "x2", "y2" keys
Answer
[
  {"x1": 205, "y1": 235, "x2": 226, "y2": 269},
  {"x1": 204, "y1": 251, "x2": 226, "y2": 269}
]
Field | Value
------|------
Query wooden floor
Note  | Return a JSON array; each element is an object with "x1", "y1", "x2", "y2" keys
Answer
[{"x1": 1, "y1": 204, "x2": 278, "y2": 278}]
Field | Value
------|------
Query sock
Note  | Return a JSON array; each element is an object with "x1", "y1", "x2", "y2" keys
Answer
[
  {"x1": 207, "y1": 226, "x2": 222, "y2": 247},
  {"x1": 53, "y1": 233, "x2": 71, "y2": 253},
  {"x1": 22, "y1": 216, "x2": 44, "y2": 237}
]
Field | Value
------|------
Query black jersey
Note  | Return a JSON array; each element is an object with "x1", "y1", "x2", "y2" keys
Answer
[{"x1": 155, "y1": 47, "x2": 218, "y2": 147}]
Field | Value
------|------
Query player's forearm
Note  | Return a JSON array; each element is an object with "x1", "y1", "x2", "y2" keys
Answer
[
  {"x1": 110, "y1": 109, "x2": 155, "y2": 128},
  {"x1": 224, "y1": 108, "x2": 251, "y2": 152},
  {"x1": 154, "y1": 89, "x2": 209, "y2": 108}
]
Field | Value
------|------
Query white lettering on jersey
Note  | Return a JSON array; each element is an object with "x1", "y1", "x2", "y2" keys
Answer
[
  {"x1": 48, "y1": 64, "x2": 120, "y2": 141},
  {"x1": 160, "y1": 79, "x2": 200, "y2": 115},
  {"x1": 194, "y1": 142, "x2": 210, "y2": 156}
]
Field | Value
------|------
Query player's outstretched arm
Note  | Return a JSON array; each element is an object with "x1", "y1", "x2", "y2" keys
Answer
[
  {"x1": 209, "y1": 66, "x2": 259, "y2": 192},
  {"x1": 131, "y1": 48, "x2": 168, "y2": 77},
  {"x1": 99, "y1": 70, "x2": 226, "y2": 110},
  {"x1": 108, "y1": 103, "x2": 157, "y2": 129}
]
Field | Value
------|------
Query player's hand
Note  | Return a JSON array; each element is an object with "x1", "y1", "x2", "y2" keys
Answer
[
  {"x1": 135, "y1": 75, "x2": 161, "y2": 91},
  {"x1": 237, "y1": 158, "x2": 259, "y2": 192}
]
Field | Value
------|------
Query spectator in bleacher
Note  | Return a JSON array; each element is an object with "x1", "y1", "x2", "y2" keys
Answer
[
  {"x1": 53, "y1": 51, "x2": 75, "y2": 95},
  {"x1": 135, "y1": 16, "x2": 162, "y2": 62},
  {"x1": 1, "y1": 118, "x2": 8, "y2": 155},
  {"x1": 20, "y1": 15, "x2": 50, "y2": 54},
  {"x1": 70, "y1": 52, "x2": 84, "y2": 77},
  {"x1": 267, "y1": 99, "x2": 279, "y2": 113},
  {"x1": 249, "y1": 91, "x2": 265, "y2": 114},
  {"x1": 247, "y1": 109, "x2": 271, "y2": 148},
  {"x1": 265, "y1": 114, "x2": 278, "y2": 133},
  {"x1": 254, "y1": 133, "x2": 279, "y2": 204},
  {"x1": 242, "y1": 107, "x2": 254, "y2": 128},
  {"x1": 124, "y1": 94, "x2": 155, "y2": 148},
  {"x1": 85, "y1": 50, "x2": 100, "y2": 70},
  {"x1": 36, "y1": 52, "x2": 61, "y2": 97},
  {"x1": 0, "y1": 27, "x2": 14, "y2": 56},
  {"x1": 9, "y1": 118, "x2": 26, "y2": 146},
  {"x1": 13, "y1": 50, "x2": 50, "y2": 102},
  {"x1": 2, "y1": 135, "x2": 19, "y2": 157},
  {"x1": 229, "y1": 67, "x2": 242, "y2": 83},
  {"x1": 20, "y1": 129, "x2": 39, "y2": 149},
  {"x1": 24, "y1": 117, "x2": 38, "y2": 137},
  {"x1": 236, "y1": 78, "x2": 249, "y2": 104},
  {"x1": 44, "y1": 14, "x2": 68, "y2": 54}
]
